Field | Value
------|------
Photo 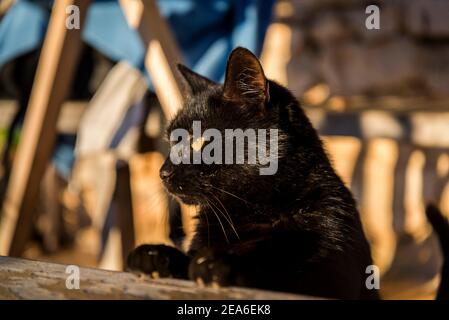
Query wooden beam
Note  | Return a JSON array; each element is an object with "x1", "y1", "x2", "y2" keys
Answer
[
  {"x1": 120, "y1": 0, "x2": 184, "y2": 120},
  {"x1": 0, "y1": 256, "x2": 313, "y2": 299},
  {"x1": 120, "y1": 0, "x2": 196, "y2": 243},
  {"x1": 0, "y1": 0, "x2": 91, "y2": 256}
]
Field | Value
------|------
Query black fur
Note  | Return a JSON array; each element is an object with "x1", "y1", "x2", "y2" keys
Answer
[
  {"x1": 128, "y1": 47, "x2": 378, "y2": 299},
  {"x1": 425, "y1": 204, "x2": 449, "y2": 300}
]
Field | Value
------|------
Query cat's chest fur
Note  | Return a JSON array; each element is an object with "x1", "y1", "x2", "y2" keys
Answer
[{"x1": 188, "y1": 191, "x2": 359, "y2": 259}]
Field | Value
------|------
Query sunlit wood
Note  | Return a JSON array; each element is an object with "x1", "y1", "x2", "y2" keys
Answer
[{"x1": 0, "y1": 0, "x2": 91, "y2": 256}]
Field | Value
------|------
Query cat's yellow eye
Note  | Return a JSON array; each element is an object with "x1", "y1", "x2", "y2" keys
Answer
[{"x1": 191, "y1": 136, "x2": 205, "y2": 152}]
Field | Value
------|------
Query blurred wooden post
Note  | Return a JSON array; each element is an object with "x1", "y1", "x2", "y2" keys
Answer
[
  {"x1": 0, "y1": 0, "x2": 192, "y2": 258},
  {"x1": 120, "y1": 0, "x2": 184, "y2": 119},
  {"x1": 120, "y1": 0, "x2": 196, "y2": 243},
  {"x1": 0, "y1": 0, "x2": 91, "y2": 256}
]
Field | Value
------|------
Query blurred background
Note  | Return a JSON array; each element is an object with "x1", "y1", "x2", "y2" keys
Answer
[{"x1": 0, "y1": 0, "x2": 449, "y2": 299}]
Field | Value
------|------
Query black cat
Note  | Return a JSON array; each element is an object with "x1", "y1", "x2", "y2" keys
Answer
[
  {"x1": 127, "y1": 47, "x2": 379, "y2": 299},
  {"x1": 425, "y1": 204, "x2": 449, "y2": 300}
]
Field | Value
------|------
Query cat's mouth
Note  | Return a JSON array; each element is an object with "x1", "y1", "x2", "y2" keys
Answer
[
  {"x1": 173, "y1": 193, "x2": 203, "y2": 205},
  {"x1": 163, "y1": 183, "x2": 204, "y2": 205}
]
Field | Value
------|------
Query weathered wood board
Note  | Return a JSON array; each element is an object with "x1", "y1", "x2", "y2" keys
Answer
[{"x1": 0, "y1": 256, "x2": 312, "y2": 300}]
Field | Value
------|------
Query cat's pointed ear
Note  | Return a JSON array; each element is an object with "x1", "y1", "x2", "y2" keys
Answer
[
  {"x1": 177, "y1": 64, "x2": 216, "y2": 97},
  {"x1": 223, "y1": 47, "x2": 269, "y2": 105}
]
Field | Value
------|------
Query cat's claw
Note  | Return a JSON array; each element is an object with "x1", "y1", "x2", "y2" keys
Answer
[
  {"x1": 127, "y1": 244, "x2": 189, "y2": 279},
  {"x1": 188, "y1": 249, "x2": 236, "y2": 287}
]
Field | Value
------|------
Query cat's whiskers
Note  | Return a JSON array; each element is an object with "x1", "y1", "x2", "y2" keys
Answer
[
  {"x1": 208, "y1": 192, "x2": 240, "y2": 240},
  {"x1": 208, "y1": 185, "x2": 249, "y2": 204},
  {"x1": 204, "y1": 198, "x2": 229, "y2": 243},
  {"x1": 198, "y1": 201, "x2": 211, "y2": 246},
  {"x1": 202, "y1": 208, "x2": 210, "y2": 247}
]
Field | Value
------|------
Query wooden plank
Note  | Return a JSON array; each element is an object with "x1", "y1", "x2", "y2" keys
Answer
[
  {"x1": 0, "y1": 256, "x2": 313, "y2": 299},
  {"x1": 0, "y1": 0, "x2": 91, "y2": 256},
  {"x1": 304, "y1": 95, "x2": 449, "y2": 112},
  {"x1": 120, "y1": 0, "x2": 196, "y2": 245},
  {"x1": 120, "y1": 0, "x2": 184, "y2": 120},
  {"x1": 310, "y1": 109, "x2": 449, "y2": 147}
]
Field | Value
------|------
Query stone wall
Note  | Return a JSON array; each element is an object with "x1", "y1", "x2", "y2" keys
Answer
[{"x1": 285, "y1": 0, "x2": 449, "y2": 100}]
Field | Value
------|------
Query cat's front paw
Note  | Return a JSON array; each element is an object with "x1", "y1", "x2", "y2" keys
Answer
[
  {"x1": 188, "y1": 248, "x2": 237, "y2": 288},
  {"x1": 127, "y1": 244, "x2": 189, "y2": 279}
]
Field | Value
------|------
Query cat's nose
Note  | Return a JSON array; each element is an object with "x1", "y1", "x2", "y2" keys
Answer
[{"x1": 160, "y1": 168, "x2": 174, "y2": 181}]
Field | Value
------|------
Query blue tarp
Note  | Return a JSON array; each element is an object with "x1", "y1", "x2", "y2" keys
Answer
[{"x1": 0, "y1": 0, "x2": 275, "y2": 83}]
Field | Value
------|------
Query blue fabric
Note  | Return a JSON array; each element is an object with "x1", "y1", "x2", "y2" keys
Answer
[
  {"x1": 0, "y1": 0, "x2": 275, "y2": 176},
  {"x1": 0, "y1": 1, "x2": 49, "y2": 68},
  {"x1": 0, "y1": 0, "x2": 275, "y2": 82},
  {"x1": 52, "y1": 134, "x2": 76, "y2": 180}
]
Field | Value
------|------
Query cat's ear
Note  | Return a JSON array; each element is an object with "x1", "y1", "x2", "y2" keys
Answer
[
  {"x1": 177, "y1": 64, "x2": 216, "y2": 97},
  {"x1": 223, "y1": 47, "x2": 269, "y2": 105}
]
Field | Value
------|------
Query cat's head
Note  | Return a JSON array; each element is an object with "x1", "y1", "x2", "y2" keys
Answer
[{"x1": 160, "y1": 47, "x2": 320, "y2": 206}]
